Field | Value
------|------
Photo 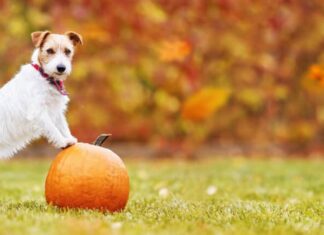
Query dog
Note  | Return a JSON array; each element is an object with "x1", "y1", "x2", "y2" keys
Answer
[{"x1": 0, "y1": 31, "x2": 82, "y2": 158}]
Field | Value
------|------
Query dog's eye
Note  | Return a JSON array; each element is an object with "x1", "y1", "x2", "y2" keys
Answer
[
  {"x1": 64, "y1": 48, "x2": 71, "y2": 55},
  {"x1": 46, "y1": 48, "x2": 55, "y2": 54}
]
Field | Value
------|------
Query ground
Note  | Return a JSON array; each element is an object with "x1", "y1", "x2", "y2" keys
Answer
[{"x1": 0, "y1": 158, "x2": 323, "y2": 235}]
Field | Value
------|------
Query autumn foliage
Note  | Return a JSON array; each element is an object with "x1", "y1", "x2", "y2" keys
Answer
[
  {"x1": 1, "y1": 1, "x2": 324, "y2": 154},
  {"x1": 308, "y1": 65, "x2": 324, "y2": 85},
  {"x1": 182, "y1": 88, "x2": 231, "y2": 122},
  {"x1": 158, "y1": 40, "x2": 191, "y2": 62}
]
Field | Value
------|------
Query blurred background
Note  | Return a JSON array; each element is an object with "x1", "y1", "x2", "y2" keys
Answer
[{"x1": 1, "y1": 0, "x2": 324, "y2": 158}]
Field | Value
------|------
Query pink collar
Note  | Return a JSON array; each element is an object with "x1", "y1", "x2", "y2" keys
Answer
[{"x1": 31, "y1": 63, "x2": 68, "y2": 96}]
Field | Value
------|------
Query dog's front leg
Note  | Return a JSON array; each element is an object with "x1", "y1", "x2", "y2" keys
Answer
[
  {"x1": 54, "y1": 112, "x2": 77, "y2": 143},
  {"x1": 39, "y1": 112, "x2": 75, "y2": 149}
]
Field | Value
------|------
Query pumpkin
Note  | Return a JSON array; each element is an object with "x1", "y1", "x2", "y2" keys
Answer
[{"x1": 45, "y1": 134, "x2": 129, "y2": 212}]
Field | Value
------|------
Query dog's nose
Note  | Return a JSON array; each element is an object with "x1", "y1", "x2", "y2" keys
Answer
[{"x1": 56, "y1": 64, "x2": 66, "y2": 73}]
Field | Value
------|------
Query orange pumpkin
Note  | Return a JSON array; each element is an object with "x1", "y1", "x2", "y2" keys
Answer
[{"x1": 45, "y1": 134, "x2": 129, "y2": 212}]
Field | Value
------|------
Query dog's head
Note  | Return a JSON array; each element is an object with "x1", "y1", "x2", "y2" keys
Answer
[{"x1": 31, "y1": 31, "x2": 83, "y2": 80}]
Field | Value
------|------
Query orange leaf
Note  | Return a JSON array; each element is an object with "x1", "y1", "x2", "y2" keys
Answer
[
  {"x1": 308, "y1": 64, "x2": 324, "y2": 82},
  {"x1": 181, "y1": 87, "x2": 231, "y2": 122},
  {"x1": 158, "y1": 39, "x2": 191, "y2": 62}
]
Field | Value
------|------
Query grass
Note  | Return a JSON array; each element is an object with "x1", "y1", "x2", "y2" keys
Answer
[{"x1": 0, "y1": 157, "x2": 323, "y2": 235}]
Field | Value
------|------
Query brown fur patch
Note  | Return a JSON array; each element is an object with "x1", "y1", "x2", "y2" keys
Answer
[
  {"x1": 65, "y1": 31, "x2": 83, "y2": 46},
  {"x1": 31, "y1": 31, "x2": 51, "y2": 48}
]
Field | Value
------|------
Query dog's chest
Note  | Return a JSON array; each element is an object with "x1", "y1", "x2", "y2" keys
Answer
[
  {"x1": 32, "y1": 75, "x2": 70, "y2": 110},
  {"x1": 44, "y1": 91, "x2": 69, "y2": 111}
]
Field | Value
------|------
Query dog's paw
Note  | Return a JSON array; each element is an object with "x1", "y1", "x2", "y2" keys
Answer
[
  {"x1": 56, "y1": 137, "x2": 78, "y2": 149},
  {"x1": 66, "y1": 136, "x2": 78, "y2": 145},
  {"x1": 63, "y1": 136, "x2": 78, "y2": 149}
]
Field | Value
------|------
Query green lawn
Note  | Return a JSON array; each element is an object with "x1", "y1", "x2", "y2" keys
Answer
[{"x1": 0, "y1": 158, "x2": 323, "y2": 235}]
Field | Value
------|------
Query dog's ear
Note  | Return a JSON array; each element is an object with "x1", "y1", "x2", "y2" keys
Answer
[
  {"x1": 65, "y1": 31, "x2": 83, "y2": 46},
  {"x1": 31, "y1": 31, "x2": 51, "y2": 48}
]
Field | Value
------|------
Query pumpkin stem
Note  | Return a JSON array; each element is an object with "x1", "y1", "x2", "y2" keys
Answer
[{"x1": 93, "y1": 134, "x2": 111, "y2": 146}]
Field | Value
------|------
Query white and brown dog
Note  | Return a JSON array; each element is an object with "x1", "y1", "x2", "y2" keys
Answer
[{"x1": 0, "y1": 31, "x2": 82, "y2": 158}]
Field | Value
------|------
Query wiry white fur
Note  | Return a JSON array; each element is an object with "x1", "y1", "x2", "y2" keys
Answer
[{"x1": 0, "y1": 49, "x2": 77, "y2": 158}]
